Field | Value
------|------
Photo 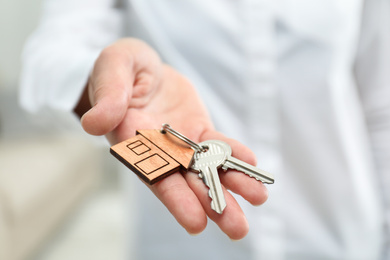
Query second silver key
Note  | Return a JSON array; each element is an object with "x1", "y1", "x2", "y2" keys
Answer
[{"x1": 216, "y1": 140, "x2": 274, "y2": 184}]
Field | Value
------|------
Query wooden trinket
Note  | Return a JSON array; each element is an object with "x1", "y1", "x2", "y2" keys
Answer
[{"x1": 110, "y1": 129, "x2": 195, "y2": 184}]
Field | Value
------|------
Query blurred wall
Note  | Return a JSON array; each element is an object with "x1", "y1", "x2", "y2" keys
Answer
[
  {"x1": 0, "y1": 2, "x2": 113, "y2": 259},
  {"x1": 0, "y1": 0, "x2": 44, "y2": 90},
  {"x1": 0, "y1": 0, "x2": 56, "y2": 137}
]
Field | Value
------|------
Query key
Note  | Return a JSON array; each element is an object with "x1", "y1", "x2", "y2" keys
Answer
[
  {"x1": 190, "y1": 140, "x2": 228, "y2": 214},
  {"x1": 191, "y1": 140, "x2": 274, "y2": 214},
  {"x1": 214, "y1": 140, "x2": 274, "y2": 184}
]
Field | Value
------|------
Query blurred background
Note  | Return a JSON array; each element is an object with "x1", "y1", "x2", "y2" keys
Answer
[{"x1": 0, "y1": 0, "x2": 129, "y2": 259}]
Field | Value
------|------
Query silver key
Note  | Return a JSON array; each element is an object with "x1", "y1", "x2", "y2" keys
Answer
[
  {"x1": 216, "y1": 140, "x2": 274, "y2": 184},
  {"x1": 190, "y1": 140, "x2": 227, "y2": 214}
]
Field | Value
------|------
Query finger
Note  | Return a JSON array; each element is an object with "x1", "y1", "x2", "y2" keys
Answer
[
  {"x1": 81, "y1": 39, "x2": 162, "y2": 136},
  {"x1": 80, "y1": 44, "x2": 133, "y2": 135},
  {"x1": 199, "y1": 131, "x2": 269, "y2": 205},
  {"x1": 221, "y1": 170, "x2": 269, "y2": 206},
  {"x1": 184, "y1": 171, "x2": 249, "y2": 240},
  {"x1": 149, "y1": 172, "x2": 208, "y2": 235}
]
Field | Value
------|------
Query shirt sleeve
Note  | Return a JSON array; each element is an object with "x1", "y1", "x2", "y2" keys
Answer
[
  {"x1": 354, "y1": 0, "x2": 390, "y2": 251},
  {"x1": 19, "y1": 0, "x2": 125, "y2": 128}
]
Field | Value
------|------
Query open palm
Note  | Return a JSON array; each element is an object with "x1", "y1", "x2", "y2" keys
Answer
[{"x1": 77, "y1": 39, "x2": 268, "y2": 240}]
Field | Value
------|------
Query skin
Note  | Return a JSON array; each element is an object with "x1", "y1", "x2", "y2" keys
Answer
[{"x1": 74, "y1": 38, "x2": 269, "y2": 240}]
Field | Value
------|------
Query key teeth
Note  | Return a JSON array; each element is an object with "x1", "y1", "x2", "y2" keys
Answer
[
  {"x1": 207, "y1": 189, "x2": 214, "y2": 203},
  {"x1": 208, "y1": 190, "x2": 224, "y2": 214},
  {"x1": 224, "y1": 160, "x2": 275, "y2": 184},
  {"x1": 208, "y1": 189, "x2": 212, "y2": 199},
  {"x1": 208, "y1": 190, "x2": 217, "y2": 213},
  {"x1": 245, "y1": 173, "x2": 274, "y2": 184}
]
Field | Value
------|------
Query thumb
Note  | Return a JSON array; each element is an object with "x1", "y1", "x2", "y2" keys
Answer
[
  {"x1": 79, "y1": 39, "x2": 162, "y2": 136},
  {"x1": 80, "y1": 88, "x2": 129, "y2": 136},
  {"x1": 80, "y1": 46, "x2": 133, "y2": 136}
]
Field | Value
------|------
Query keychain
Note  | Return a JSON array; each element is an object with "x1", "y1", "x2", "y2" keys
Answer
[
  {"x1": 111, "y1": 124, "x2": 274, "y2": 214},
  {"x1": 110, "y1": 124, "x2": 196, "y2": 184}
]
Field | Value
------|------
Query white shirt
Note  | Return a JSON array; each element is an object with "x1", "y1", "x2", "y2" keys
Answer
[{"x1": 20, "y1": 0, "x2": 390, "y2": 259}]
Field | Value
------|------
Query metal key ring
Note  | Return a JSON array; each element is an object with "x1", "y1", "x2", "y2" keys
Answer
[{"x1": 161, "y1": 123, "x2": 204, "y2": 152}]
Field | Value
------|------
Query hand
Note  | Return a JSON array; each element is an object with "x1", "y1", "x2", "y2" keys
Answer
[{"x1": 74, "y1": 38, "x2": 269, "y2": 240}]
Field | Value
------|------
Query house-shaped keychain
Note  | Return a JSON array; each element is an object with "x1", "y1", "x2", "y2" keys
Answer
[{"x1": 110, "y1": 129, "x2": 195, "y2": 184}]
